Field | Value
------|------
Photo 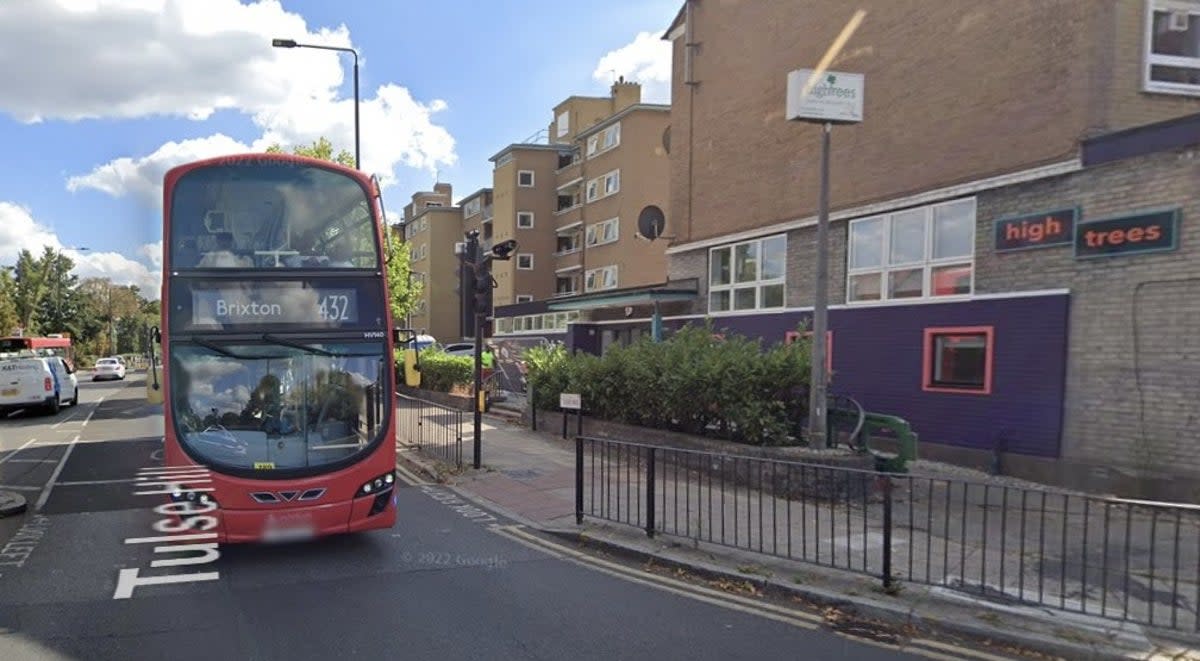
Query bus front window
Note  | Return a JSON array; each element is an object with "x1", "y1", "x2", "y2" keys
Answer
[
  {"x1": 170, "y1": 342, "x2": 387, "y2": 472},
  {"x1": 169, "y1": 162, "x2": 380, "y2": 271}
]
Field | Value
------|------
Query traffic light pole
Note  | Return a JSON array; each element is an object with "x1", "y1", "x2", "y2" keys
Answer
[
  {"x1": 463, "y1": 229, "x2": 516, "y2": 471},
  {"x1": 472, "y1": 310, "x2": 484, "y2": 469}
]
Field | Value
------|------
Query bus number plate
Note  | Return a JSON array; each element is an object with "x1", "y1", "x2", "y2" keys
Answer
[
  {"x1": 1, "y1": 388, "x2": 17, "y2": 397},
  {"x1": 254, "y1": 461, "x2": 275, "y2": 470}
]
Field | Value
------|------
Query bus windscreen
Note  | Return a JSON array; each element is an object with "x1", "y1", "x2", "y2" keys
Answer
[{"x1": 168, "y1": 160, "x2": 380, "y2": 271}]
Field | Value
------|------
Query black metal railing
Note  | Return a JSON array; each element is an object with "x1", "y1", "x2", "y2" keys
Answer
[
  {"x1": 575, "y1": 436, "x2": 1200, "y2": 632},
  {"x1": 396, "y1": 393, "x2": 463, "y2": 468}
]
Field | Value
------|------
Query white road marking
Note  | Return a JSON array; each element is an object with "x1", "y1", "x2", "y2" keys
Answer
[
  {"x1": 2, "y1": 459, "x2": 58, "y2": 464},
  {"x1": 55, "y1": 478, "x2": 143, "y2": 486},
  {"x1": 0, "y1": 484, "x2": 41, "y2": 491},
  {"x1": 34, "y1": 434, "x2": 80, "y2": 510},
  {"x1": 394, "y1": 463, "x2": 428, "y2": 486},
  {"x1": 51, "y1": 412, "x2": 79, "y2": 428},
  {"x1": 491, "y1": 526, "x2": 1024, "y2": 661},
  {"x1": 81, "y1": 395, "x2": 107, "y2": 427},
  {"x1": 0, "y1": 438, "x2": 39, "y2": 465}
]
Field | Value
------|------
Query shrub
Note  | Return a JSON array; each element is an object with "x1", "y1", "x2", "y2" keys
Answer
[
  {"x1": 524, "y1": 322, "x2": 813, "y2": 445},
  {"x1": 415, "y1": 349, "x2": 473, "y2": 393}
]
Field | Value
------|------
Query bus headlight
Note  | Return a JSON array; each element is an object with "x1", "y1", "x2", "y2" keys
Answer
[{"x1": 358, "y1": 471, "x2": 396, "y2": 497}]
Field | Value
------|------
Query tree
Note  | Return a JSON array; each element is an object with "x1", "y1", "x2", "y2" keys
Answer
[
  {"x1": 384, "y1": 227, "x2": 422, "y2": 324},
  {"x1": 77, "y1": 278, "x2": 141, "y2": 356},
  {"x1": 0, "y1": 269, "x2": 18, "y2": 335},
  {"x1": 266, "y1": 137, "x2": 355, "y2": 168},
  {"x1": 33, "y1": 250, "x2": 84, "y2": 337},
  {"x1": 265, "y1": 136, "x2": 423, "y2": 324}
]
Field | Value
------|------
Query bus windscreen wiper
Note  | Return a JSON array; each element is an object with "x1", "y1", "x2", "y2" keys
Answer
[{"x1": 260, "y1": 334, "x2": 379, "y2": 358}]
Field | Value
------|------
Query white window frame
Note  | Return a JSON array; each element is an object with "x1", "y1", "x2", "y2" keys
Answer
[
  {"x1": 1144, "y1": 0, "x2": 1200, "y2": 96},
  {"x1": 604, "y1": 170, "x2": 620, "y2": 195},
  {"x1": 585, "y1": 170, "x2": 620, "y2": 203},
  {"x1": 517, "y1": 253, "x2": 534, "y2": 270},
  {"x1": 516, "y1": 211, "x2": 534, "y2": 229},
  {"x1": 707, "y1": 234, "x2": 787, "y2": 314},
  {"x1": 585, "y1": 217, "x2": 619, "y2": 246},
  {"x1": 601, "y1": 123, "x2": 621, "y2": 151},
  {"x1": 585, "y1": 265, "x2": 619, "y2": 292},
  {"x1": 586, "y1": 135, "x2": 599, "y2": 156},
  {"x1": 419, "y1": 244, "x2": 428, "y2": 260},
  {"x1": 518, "y1": 170, "x2": 535, "y2": 187},
  {"x1": 515, "y1": 294, "x2": 534, "y2": 303},
  {"x1": 845, "y1": 198, "x2": 976, "y2": 305},
  {"x1": 464, "y1": 198, "x2": 481, "y2": 218},
  {"x1": 556, "y1": 111, "x2": 569, "y2": 137}
]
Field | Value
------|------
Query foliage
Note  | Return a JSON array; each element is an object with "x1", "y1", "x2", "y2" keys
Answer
[
  {"x1": 0, "y1": 245, "x2": 159, "y2": 365},
  {"x1": 265, "y1": 137, "x2": 355, "y2": 168},
  {"x1": 525, "y1": 323, "x2": 813, "y2": 446},
  {"x1": 0, "y1": 269, "x2": 18, "y2": 337},
  {"x1": 414, "y1": 348, "x2": 473, "y2": 393},
  {"x1": 384, "y1": 226, "x2": 422, "y2": 323}
]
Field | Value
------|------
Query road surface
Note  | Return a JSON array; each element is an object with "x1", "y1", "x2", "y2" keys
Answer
[{"x1": 0, "y1": 375, "x2": 987, "y2": 660}]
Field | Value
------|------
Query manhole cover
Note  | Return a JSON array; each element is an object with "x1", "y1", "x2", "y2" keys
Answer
[{"x1": 0, "y1": 490, "x2": 28, "y2": 517}]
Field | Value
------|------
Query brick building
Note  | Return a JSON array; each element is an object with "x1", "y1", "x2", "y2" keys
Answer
[{"x1": 518, "y1": 1, "x2": 1200, "y2": 499}]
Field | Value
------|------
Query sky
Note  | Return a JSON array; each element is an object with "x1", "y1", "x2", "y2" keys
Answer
[{"x1": 0, "y1": 0, "x2": 678, "y2": 297}]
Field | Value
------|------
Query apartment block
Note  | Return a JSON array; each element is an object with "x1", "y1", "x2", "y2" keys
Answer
[
  {"x1": 489, "y1": 78, "x2": 672, "y2": 339},
  {"x1": 402, "y1": 183, "x2": 461, "y2": 340}
]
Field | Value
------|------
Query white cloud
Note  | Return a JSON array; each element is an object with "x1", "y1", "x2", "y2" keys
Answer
[
  {"x1": 3, "y1": 0, "x2": 455, "y2": 199},
  {"x1": 67, "y1": 134, "x2": 251, "y2": 208},
  {"x1": 593, "y1": 31, "x2": 673, "y2": 104},
  {"x1": 0, "y1": 202, "x2": 161, "y2": 296},
  {"x1": 0, "y1": 0, "x2": 348, "y2": 123}
]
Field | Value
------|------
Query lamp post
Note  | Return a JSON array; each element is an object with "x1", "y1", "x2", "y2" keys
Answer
[{"x1": 272, "y1": 38, "x2": 360, "y2": 170}]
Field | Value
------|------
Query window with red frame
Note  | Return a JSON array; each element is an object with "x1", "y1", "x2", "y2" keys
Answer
[
  {"x1": 785, "y1": 330, "x2": 833, "y2": 373},
  {"x1": 923, "y1": 327, "x2": 993, "y2": 394}
]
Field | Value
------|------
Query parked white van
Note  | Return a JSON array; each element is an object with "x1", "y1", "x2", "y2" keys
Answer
[{"x1": 0, "y1": 356, "x2": 79, "y2": 416}]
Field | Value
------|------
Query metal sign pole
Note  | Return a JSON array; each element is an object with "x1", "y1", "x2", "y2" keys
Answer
[{"x1": 808, "y1": 122, "x2": 832, "y2": 447}]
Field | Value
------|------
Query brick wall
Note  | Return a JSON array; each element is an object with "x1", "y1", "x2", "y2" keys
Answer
[{"x1": 976, "y1": 145, "x2": 1200, "y2": 482}]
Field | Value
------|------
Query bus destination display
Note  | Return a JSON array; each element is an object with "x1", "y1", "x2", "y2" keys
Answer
[{"x1": 191, "y1": 286, "x2": 359, "y2": 327}]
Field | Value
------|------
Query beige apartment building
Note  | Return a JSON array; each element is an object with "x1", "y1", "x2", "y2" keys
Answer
[
  {"x1": 401, "y1": 183, "x2": 461, "y2": 340},
  {"x1": 634, "y1": 0, "x2": 1200, "y2": 497},
  {"x1": 488, "y1": 79, "x2": 672, "y2": 329}
]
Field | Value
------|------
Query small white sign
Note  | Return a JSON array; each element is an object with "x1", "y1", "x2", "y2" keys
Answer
[
  {"x1": 559, "y1": 393, "x2": 582, "y2": 410},
  {"x1": 786, "y1": 69, "x2": 864, "y2": 124}
]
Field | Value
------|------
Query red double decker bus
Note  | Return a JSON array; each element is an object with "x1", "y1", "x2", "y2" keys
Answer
[
  {"x1": 0, "y1": 335, "x2": 74, "y2": 366},
  {"x1": 152, "y1": 153, "x2": 397, "y2": 543}
]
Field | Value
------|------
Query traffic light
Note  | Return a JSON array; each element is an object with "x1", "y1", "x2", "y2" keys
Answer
[{"x1": 473, "y1": 266, "x2": 492, "y2": 313}]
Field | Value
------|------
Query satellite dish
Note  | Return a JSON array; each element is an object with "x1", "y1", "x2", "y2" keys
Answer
[{"x1": 637, "y1": 206, "x2": 666, "y2": 241}]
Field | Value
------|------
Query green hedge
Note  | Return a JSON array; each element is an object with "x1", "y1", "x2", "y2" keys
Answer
[
  {"x1": 525, "y1": 323, "x2": 813, "y2": 446},
  {"x1": 413, "y1": 349, "x2": 473, "y2": 393}
]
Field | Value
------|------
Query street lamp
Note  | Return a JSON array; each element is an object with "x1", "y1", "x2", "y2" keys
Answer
[{"x1": 271, "y1": 38, "x2": 360, "y2": 170}]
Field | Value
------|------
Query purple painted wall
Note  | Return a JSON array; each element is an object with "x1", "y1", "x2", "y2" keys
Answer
[{"x1": 659, "y1": 295, "x2": 1070, "y2": 458}]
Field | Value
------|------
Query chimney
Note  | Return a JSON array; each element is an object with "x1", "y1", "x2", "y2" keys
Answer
[
  {"x1": 433, "y1": 182, "x2": 452, "y2": 197},
  {"x1": 611, "y1": 75, "x2": 641, "y2": 112}
]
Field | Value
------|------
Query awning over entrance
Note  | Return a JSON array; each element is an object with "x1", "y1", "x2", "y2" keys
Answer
[
  {"x1": 545, "y1": 279, "x2": 699, "y2": 311},
  {"x1": 547, "y1": 279, "x2": 699, "y2": 341}
]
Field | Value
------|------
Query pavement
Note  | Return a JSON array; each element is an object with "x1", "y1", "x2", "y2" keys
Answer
[{"x1": 396, "y1": 407, "x2": 1200, "y2": 661}]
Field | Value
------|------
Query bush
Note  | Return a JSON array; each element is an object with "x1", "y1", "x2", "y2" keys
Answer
[
  {"x1": 524, "y1": 323, "x2": 813, "y2": 445},
  {"x1": 414, "y1": 349, "x2": 473, "y2": 393}
]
